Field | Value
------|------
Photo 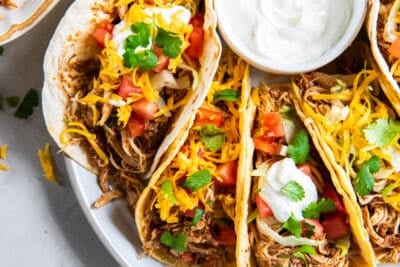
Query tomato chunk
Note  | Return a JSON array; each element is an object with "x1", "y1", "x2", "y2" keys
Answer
[
  {"x1": 131, "y1": 99, "x2": 158, "y2": 120},
  {"x1": 92, "y1": 21, "x2": 114, "y2": 48},
  {"x1": 262, "y1": 112, "x2": 285, "y2": 138},
  {"x1": 321, "y1": 213, "x2": 349, "y2": 240},
  {"x1": 215, "y1": 161, "x2": 237, "y2": 187},
  {"x1": 183, "y1": 203, "x2": 204, "y2": 218},
  {"x1": 152, "y1": 45, "x2": 169, "y2": 73},
  {"x1": 194, "y1": 107, "x2": 224, "y2": 128},
  {"x1": 252, "y1": 137, "x2": 281, "y2": 155},
  {"x1": 117, "y1": 75, "x2": 142, "y2": 99},
  {"x1": 185, "y1": 13, "x2": 204, "y2": 58},
  {"x1": 216, "y1": 226, "x2": 236, "y2": 246},
  {"x1": 255, "y1": 194, "x2": 273, "y2": 218},
  {"x1": 127, "y1": 113, "x2": 145, "y2": 138},
  {"x1": 301, "y1": 219, "x2": 324, "y2": 240},
  {"x1": 297, "y1": 163, "x2": 312, "y2": 177},
  {"x1": 322, "y1": 182, "x2": 345, "y2": 214},
  {"x1": 389, "y1": 38, "x2": 400, "y2": 59}
]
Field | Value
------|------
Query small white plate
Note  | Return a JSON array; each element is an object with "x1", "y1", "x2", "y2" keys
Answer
[{"x1": 0, "y1": 0, "x2": 59, "y2": 45}]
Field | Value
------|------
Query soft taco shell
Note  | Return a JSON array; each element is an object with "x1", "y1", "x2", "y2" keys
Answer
[{"x1": 42, "y1": 0, "x2": 221, "y2": 176}]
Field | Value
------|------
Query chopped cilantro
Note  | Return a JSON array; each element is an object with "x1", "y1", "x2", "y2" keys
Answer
[
  {"x1": 279, "y1": 245, "x2": 316, "y2": 267},
  {"x1": 353, "y1": 156, "x2": 381, "y2": 196},
  {"x1": 155, "y1": 28, "x2": 182, "y2": 58},
  {"x1": 5, "y1": 96, "x2": 20, "y2": 108},
  {"x1": 198, "y1": 124, "x2": 226, "y2": 152},
  {"x1": 296, "y1": 245, "x2": 317, "y2": 255},
  {"x1": 160, "y1": 231, "x2": 187, "y2": 253},
  {"x1": 0, "y1": 46, "x2": 3, "y2": 56},
  {"x1": 184, "y1": 169, "x2": 212, "y2": 192},
  {"x1": 281, "y1": 181, "x2": 305, "y2": 202},
  {"x1": 189, "y1": 208, "x2": 204, "y2": 226},
  {"x1": 161, "y1": 180, "x2": 178, "y2": 204},
  {"x1": 279, "y1": 105, "x2": 295, "y2": 119},
  {"x1": 363, "y1": 118, "x2": 400, "y2": 147},
  {"x1": 287, "y1": 129, "x2": 310, "y2": 164},
  {"x1": 302, "y1": 221, "x2": 315, "y2": 238},
  {"x1": 14, "y1": 89, "x2": 39, "y2": 119},
  {"x1": 123, "y1": 49, "x2": 158, "y2": 70},
  {"x1": 213, "y1": 89, "x2": 239, "y2": 103},
  {"x1": 302, "y1": 198, "x2": 335, "y2": 219},
  {"x1": 127, "y1": 22, "x2": 152, "y2": 49},
  {"x1": 282, "y1": 213, "x2": 302, "y2": 237}
]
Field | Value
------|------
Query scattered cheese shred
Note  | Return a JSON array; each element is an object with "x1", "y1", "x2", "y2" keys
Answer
[
  {"x1": 0, "y1": 144, "x2": 7, "y2": 160},
  {"x1": 38, "y1": 143, "x2": 58, "y2": 184}
]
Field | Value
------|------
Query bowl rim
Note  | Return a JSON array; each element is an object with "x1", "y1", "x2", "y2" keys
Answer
[{"x1": 214, "y1": 0, "x2": 368, "y2": 75}]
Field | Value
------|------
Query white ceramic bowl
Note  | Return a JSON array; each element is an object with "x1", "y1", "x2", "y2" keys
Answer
[{"x1": 214, "y1": 0, "x2": 368, "y2": 74}]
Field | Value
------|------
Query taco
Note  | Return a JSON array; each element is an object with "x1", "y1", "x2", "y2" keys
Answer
[
  {"x1": 42, "y1": 0, "x2": 221, "y2": 182},
  {"x1": 238, "y1": 82, "x2": 370, "y2": 267},
  {"x1": 135, "y1": 49, "x2": 250, "y2": 266},
  {"x1": 367, "y1": 0, "x2": 400, "y2": 115},
  {"x1": 291, "y1": 65, "x2": 400, "y2": 263}
]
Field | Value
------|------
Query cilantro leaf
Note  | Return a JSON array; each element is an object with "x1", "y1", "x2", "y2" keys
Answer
[
  {"x1": 353, "y1": 156, "x2": 381, "y2": 196},
  {"x1": 155, "y1": 28, "x2": 182, "y2": 58},
  {"x1": 213, "y1": 89, "x2": 239, "y2": 103},
  {"x1": 302, "y1": 198, "x2": 335, "y2": 219},
  {"x1": 282, "y1": 213, "x2": 302, "y2": 237},
  {"x1": 184, "y1": 169, "x2": 212, "y2": 192},
  {"x1": 189, "y1": 208, "x2": 204, "y2": 226},
  {"x1": 123, "y1": 49, "x2": 158, "y2": 70},
  {"x1": 279, "y1": 245, "x2": 316, "y2": 266},
  {"x1": 281, "y1": 181, "x2": 305, "y2": 202},
  {"x1": 296, "y1": 245, "x2": 316, "y2": 255},
  {"x1": 160, "y1": 231, "x2": 187, "y2": 253},
  {"x1": 302, "y1": 221, "x2": 315, "y2": 238},
  {"x1": 287, "y1": 129, "x2": 310, "y2": 164},
  {"x1": 126, "y1": 22, "x2": 152, "y2": 49},
  {"x1": 5, "y1": 96, "x2": 20, "y2": 108},
  {"x1": 198, "y1": 124, "x2": 226, "y2": 152},
  {"x1": 0, "y1": 46, "x2": 3, "y2": 56},
  {"x1": 363, "y1": 118, "x2": 400, "y2": 147},
  {"x1": 14, "y1": 89, "x2": 38, "y2": 119},
  {"x1": 161, "y1": 180, "x2": 178, "y2": 205}
]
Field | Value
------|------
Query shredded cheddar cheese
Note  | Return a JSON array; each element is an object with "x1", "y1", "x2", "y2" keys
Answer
[
  {"x1": 0, "y1": 144, "x2": 7, "y2": 160},
  {"x1": 38, "y1": 143, "x2": 58, "y2": 184}
]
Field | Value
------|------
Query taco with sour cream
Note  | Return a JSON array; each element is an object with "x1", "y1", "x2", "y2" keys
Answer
[
  {"x1": 42, "y1": 0, "x2": 221, "y2": 206},
  {"x1": 291, "y1": 62, "x2": 400, "y2": 263},
  {"x1": 367, "y1": 0, "x2": 400, "y2": 115},
  {"x1": 135, "y1": 48, "x2": 250, "y2": 266},
  {"x1": 237, "y1": 82, "x2": 370, "y2": 267}
]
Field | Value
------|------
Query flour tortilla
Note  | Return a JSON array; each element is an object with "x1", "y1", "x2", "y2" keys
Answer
[{"x1": 42, "y1": 0, "x2": 222, "y2": 176}]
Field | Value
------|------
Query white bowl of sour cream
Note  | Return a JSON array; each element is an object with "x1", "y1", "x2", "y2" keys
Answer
[{"x1": 214, "y1": 0, "x2": 367, "y2": 74}]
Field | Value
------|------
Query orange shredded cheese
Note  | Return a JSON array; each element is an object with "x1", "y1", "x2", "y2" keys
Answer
[{"x1": 38, "y1": 143, "x2": 58, "y2": 184}]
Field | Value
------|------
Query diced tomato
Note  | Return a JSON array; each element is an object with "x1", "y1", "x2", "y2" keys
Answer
[
  {"x1": 297, "y1": 163, "x2": 312, "y2": 177},
  {"x1": 183, "y1": 203, "x2": 204, "y2": 218},
  {"x1": 193, "y1": 107, "x2": 224, "y2": 128},
  {"x1": 321, "y1": 213, "x2": 349, "y2": 240},
  {"x1": 180, "y1": 252, "x2": 194, "y2": 263},
  {"x1": 127, "y1": 113, "x2": 145, "y2": 138},
  {"x1": 388, "y1": 38, "x2": 400, "y2": 59},
  {"x1": 185, "y1": 13, "x2": 204, "y2": 59},
  {"x1": 216, "y1": 226, "x2": 236, "y2": 246},
  {"x1": 255, "y1": 194, "x2": 273, "y2": 218},
  {"x1": 117, "y1": 75, "x2": 142, "y2": 99},
  {"x1": 301, "y1": 219, "x2": 324, "y2": 240},
  {"x1": 152, "y1": 45, "x2": 169, "y2": 73},
  {"x1": 180, "y1": 145, "x2": 189, "y2": 153},
  {"x1": 262, "y1": 112, "x2": 285, "y2": 138},
  {"x1": 92, "y1": 21, "x2": 114, "y2": 48},
  {"x1": 214, "y1": 161, "x2": 237, "y2": 187},
  {"x1": 322, "y1": 182, "x2": 346, "y2": 214},
  {"x1": 131, "y1": 99, "x2": 158, "y2": 120},
  {"x1": 252, "y1": 137, "x2": 282, "y2": 155}
]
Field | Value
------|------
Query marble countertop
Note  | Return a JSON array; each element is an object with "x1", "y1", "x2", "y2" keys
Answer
[{"x1": 0, "y1": 1, "x2": 119, "y2": 266}]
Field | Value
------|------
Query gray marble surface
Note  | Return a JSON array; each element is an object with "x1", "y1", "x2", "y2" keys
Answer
[{"x1": 0, "y1": 1, "x2": 119, "y2": 266}]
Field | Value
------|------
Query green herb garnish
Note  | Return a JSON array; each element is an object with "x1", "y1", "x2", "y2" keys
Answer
[
  {"x1": 161, "y1": 180, "x2": 178, "y2": 204},
  {"x1": 160, "y1": 231, "x2": 187, "y2": 253},
  {"x1": 281, "y1": 181, "x2": 305, "y2": 202},
  {"x1": 363, "y1": 118, "x2": 400, "y2": 147},
  {"x1": 155, "y1": 28, "x2": 182, "y2": 58},
  {"x1": 5, "y1": 96, "x2": 20, "y2": 108},
  {"x1": 302, "y1": 198, "x2": 335, "y2": 219},
  {"x1": 287, "y1": 129, "x2": 310, "y2": 164},
  {"x1": 213, "y1": 89, "x2": 239, "y2": 103},
  {"x1": 353, "y1": 156, "x2": 381, "y2": 196},
  {"x1": 0, "y1": 46, "x2": 4, "y2": 56},
  {"x1": 184, "y1": 169, "x2": 212, "y2": 192},
  {"x1": 282, "y1": 213, "x2": 302, "y2": 237},
  {"x1": 198, "y1": 124, "x2": 226, "y2": 152},
  {"x1": 14, "y1": 89, "x2": 39, "y2": 119},
  {"x1": 189, "y1": 208, "x2": 204, "y2": 226}
]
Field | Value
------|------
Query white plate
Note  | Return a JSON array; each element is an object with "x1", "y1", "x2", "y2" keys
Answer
[
  {"x1": 64, "y1": 157, "x2": 161, "y2": 267},
  {"x1": 0, "y1": 0, "x2": 59, "y2": 45}
]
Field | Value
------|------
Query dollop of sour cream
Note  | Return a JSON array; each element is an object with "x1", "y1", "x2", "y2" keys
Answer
[
  {"x1": 112, "y1": 6, "x2": 191, "y2": 56},
  {"x1": 258, "y1": 158, "x2": 318, "y2": 222},
  {"x1": 221, "y1": 0, "x2": 352, "y2": 65}
]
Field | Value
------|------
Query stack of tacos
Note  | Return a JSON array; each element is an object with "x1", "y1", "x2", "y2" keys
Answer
[
  {"x1": 42, "y1": 0, "x2": 221, "y2": 207},
  {"x1": 135, "y1": 48, "x2": 250, "y2": 266},
  {"x1": 291, "y1": 45, "x2": 400, "y2": 264}
]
